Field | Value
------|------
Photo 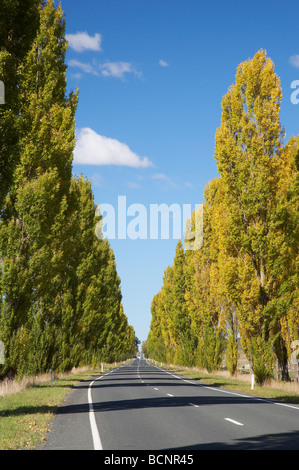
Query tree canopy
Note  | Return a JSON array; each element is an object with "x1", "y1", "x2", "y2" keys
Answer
[
  {"x1": 0, "y1": 0, "x2": 136, "y2": 378},
  {"x1": 146, "y1": 50, "x2": 299, "y2": 383}
]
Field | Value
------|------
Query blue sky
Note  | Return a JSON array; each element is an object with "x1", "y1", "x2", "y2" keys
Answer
[{"x1": 60, "y1": 0, "x2": 299, "y2": 343}]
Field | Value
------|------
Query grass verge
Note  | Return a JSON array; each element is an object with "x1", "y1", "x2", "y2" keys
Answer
[
  {"x1": 0, "y1": 363, "x2": 122, "y2": 450},
  {"x1": 156, "y1": 361, "x2": 299, "y2": 404},
  {"x1": 2, "y1": 359, "x2": 299, "y2": 450}
]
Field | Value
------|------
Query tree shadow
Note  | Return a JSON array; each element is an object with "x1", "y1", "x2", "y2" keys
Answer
[
  {"x1": 54, "y1": 394, "x2": 267, "y2": 416},
  {"x1": 166, "y1": 429, "x2": 299, "y2": 450},
  {"x1": 0, "y1": 404, "x2": 58, "y2": 418}
]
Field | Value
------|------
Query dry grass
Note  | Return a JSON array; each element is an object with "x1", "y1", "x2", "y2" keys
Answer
[
  {"x1": 0, "y1": 365, "x2": 101, "y2": 398},
  {"x1": 213, "y1": 369, "x2": 299, "y2": 395},
  {"x1": 0, "y1": 374, "x2": 49, "y2": 397},
  {"x1": 0, "y1": 362, "x2": 127, "y2": 449},
  {"x1": 151, "y1": 359, "x2": 299, "y2": 401},
  {"x1": 200, "y1": 367, "x2": 299, "y2": 395}
]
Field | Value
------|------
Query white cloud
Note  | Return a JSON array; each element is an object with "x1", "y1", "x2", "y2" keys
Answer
[
  {"x1": 74, "y1": 128, "x2": 153, "y2": 168},
  {"x1": 127, "y1": 181, "x2": 143, "y2": 190},
  {"x1": 70, "y1": 72, "x2": 83, "y2": 80},
  {"x1": 68, "y1": 59, "x2": 98, "y2": 75},
  {"x1": 66, "y1": 32, "x2": 102, "y2": 53},
  {"x1": 152, "y1": 173, "x2": 168, "y2": 180},
  {"x1": 159, "y1": 59, "x2": 169, "y2": 67},
  {"x1": 151, "y1": 173, "x2": 177, "y2": 188},
  {"x1": 100, "y1": 61, "x2": 142, "y2": 79},
  {"x1": 68, "y1": 59, "x2": 141, "y2": 80},
  {"x1": 91, "y1": 172, "x2": 105, "y2": 187},
  {"x1": 184, "y1": 181, "x2": 195, "y2": 189},
  {"x1": 290, "y1": 55, "x2": 299, "y2": 68}
]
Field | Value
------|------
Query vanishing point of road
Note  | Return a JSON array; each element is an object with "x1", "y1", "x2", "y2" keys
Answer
[{"x1": 39, "y1": 358, "x2": 299, "y2": 450}]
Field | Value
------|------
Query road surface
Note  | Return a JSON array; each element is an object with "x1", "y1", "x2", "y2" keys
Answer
[{"x1": 40, "y1": 358, "x2": 299, "y2": 450}]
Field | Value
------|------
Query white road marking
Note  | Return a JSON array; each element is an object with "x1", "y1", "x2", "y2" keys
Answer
[
  {"x1": 137, "y1": 360, "x2": 299, "y2": 439},
  {"x1": 183, "y1": 379, "x2": 197, "y2": 385},
  {"x1": 225, "y1": 418, "x2": 244, "y2": 426},
  {"x1": 274, "y1": 402, "x2": 299, "y2": 410},
  {"x1": 87, "y1": 362, "x2": 135, "y2": 451},
  {"x1": 206, "y1": 386, "x2": 299, "y2": 411},
  {"x1": 88, "y1": 379, "x2": 103, "y2": 450},
  {"x1": 205, "y1": 386, "x2": 251, "y2": 399},
  {"x1": 154, "y1": 387, "x2": 159, "y2": 390}
]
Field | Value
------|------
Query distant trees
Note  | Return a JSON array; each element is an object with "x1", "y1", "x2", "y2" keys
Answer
[
  {"x1": 146, "y1": 50, "x2": 299, "y2": 383},
  {"x1": 0, "y1": 0, "x2": 135, "y2": 378}
]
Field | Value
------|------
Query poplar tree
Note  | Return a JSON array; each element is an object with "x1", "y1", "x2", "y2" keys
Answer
[
  {"x1": 147, "y1": 292, "x2": 167, "y2": 363},
  {"x1": 147, "y1": 50, "x2": 298, "y2": 381},
  {"x1": 0, "y1": 0, "x2": 135, "y2": 377},
  {"x1": 184, "y1": 191, "x2": 224, "y2": 372},
  {"x1": 214, "y1": 50, "x2": 285, "y2": 381},
  {"x1": 0, "y1": 0, "x2": 78, "y2": 376},
  {"x1": 73, "y1": 177, "x2": 135, "y2": 366},
  {"x1": 208, "y1": 178, "x2": 239, "y2": 376},
  {"x1": 0, "y1": 0, "x2": 40, "y2": 207},
  {"x1": 160, "y1": 266, "x2": 177, "y2": 363},
  {"x1": 111, "y1": 305, "x2": 136, "y2": 361},
  {"x1": 265, "y1": 135, "x2": 299, "y2": 379},
  {"x1": 171, "y1": 240, "x2": 194, "y2": 365}
]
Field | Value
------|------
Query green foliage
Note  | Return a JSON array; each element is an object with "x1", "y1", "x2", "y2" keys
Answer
[
  {"x1": 0, "y1": 0, "x2": 135, "y2": 379},
  {"x1": 147, "y1": 50, "x2": 299, "y2": 382},
  {"x1": 0, "y1": 0, "x2": 41, "y2": 207}
]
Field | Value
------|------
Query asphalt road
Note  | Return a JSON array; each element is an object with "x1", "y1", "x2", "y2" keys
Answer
[{"x1": 40, "y1": 358, "x2": 299, "y2": 450}]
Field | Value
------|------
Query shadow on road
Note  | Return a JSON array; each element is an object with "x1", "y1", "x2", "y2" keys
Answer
[
  {"x1": 52, "y1": 394, "x2": 299, "y2": 449},
  {"x1": 166, "y1": 429, "x2": 299, "y2": 450},
  {"x1": 57, "y1": 393, "x2": 269, "y2": 414},
  {"x1": 32, "y1": 361, "x2": 299, "y2": 451}
]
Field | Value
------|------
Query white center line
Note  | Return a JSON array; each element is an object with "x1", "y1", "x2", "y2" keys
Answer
[
  {"x1": 189, "y1": 403, "x2": 199, "y2": 408},
  {"x1": 167, "y1": 393, "x2": 174, "y2": 397},
  {"x1": 224, "y1": 418, "x2": 244, "y2": 426}
]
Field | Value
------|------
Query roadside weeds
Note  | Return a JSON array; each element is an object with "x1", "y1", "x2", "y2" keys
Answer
[
  {"x1": 2, "y1": 358, "x2": 299, "y2": 450},
  {"x1": 0, "y1": 363, "x2": 125, "y2": 450},
  {"x1": 148, "y1": 359, "x2": 299, "y2": 404}
]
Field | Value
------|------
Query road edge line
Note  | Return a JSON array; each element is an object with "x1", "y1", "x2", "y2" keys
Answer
[
  {"x1": 88, "y1": 379, "x2": 103, "y2": 451},
  {"x1": 87, "y1": 360, "x2": 135, "y2": 450}
]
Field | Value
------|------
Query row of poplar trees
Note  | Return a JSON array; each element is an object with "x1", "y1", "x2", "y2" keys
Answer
[
  {"x1": 145, "y1": 50, "x2": 299, "y2": 384},
  {"x1": 0, "y1": 0, "x2": 136, "y2": 378}
]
